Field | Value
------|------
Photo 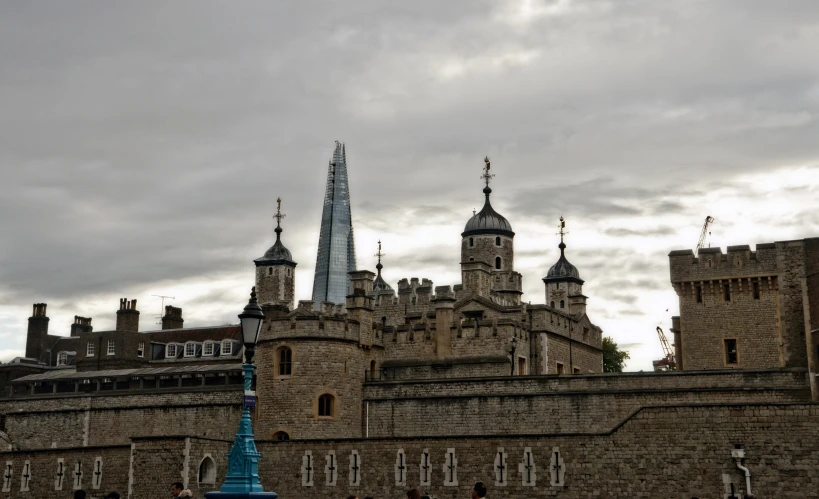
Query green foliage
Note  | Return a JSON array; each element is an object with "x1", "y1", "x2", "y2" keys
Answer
[{"x1": 602, "y1": 336, "x2": 630, "y2": 373}]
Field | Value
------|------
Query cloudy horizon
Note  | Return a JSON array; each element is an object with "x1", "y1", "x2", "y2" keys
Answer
[{"x1": 2, "y1": 1, "x2": 819, "y2": 370}]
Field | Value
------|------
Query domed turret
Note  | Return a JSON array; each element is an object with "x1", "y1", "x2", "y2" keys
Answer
[
  {"x1": 373, "y1": 240, "x2": 392, "y2": 292},
  {"x1": 543, "y1": 217, "x2": 586, "y2": 314},
  {"x1": 254, "y1": 198, "x2": 297, "y2": 308},
  {"x1": 461, "y1": 159, "x2": 514, "y2": 238}
]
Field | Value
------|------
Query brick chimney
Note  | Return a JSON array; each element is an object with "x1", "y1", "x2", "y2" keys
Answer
[
  {"x1": 25, "y1": 303, "x2": 49, "y2": 361},
  {"x1": 70, "y1": 316, "x2": 93, "y2": 336},
  {"x1": 116, "y1": 298, "x2": 140, "y2": 332},
  {"x1": 161, "y1": 306, "x2": 184, "y2": 330}
]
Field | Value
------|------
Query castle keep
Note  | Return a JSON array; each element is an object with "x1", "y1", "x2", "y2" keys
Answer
[{"x1": 0, "y1": 155, "x2": 817, "y2": 498}]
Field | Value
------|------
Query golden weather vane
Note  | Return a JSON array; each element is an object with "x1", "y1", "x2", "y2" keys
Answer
[
  {"x1": 481, "y1": 156, "x2": 495, "y2": 188},
  {"x1": 274, "y1": 197, "x2": 286, "y2": 228},
  {"x1": 556, "y1": 216, "x2": 568, "y2": 243}
]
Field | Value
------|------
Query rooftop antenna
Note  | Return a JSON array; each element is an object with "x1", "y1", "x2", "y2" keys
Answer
[{"x1": 152, "y1": 295, "x2": 175, "y2": 325}]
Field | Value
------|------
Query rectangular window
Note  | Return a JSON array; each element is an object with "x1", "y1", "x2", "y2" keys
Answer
[
  {"x1": 724, "y1": 283, "x2": 731, "y2": 301},
  {"x1": 167, "y1": 344, "x2": 177, "y2": 358},
  {"x1": 57, "y1": 352, "x2": 68, "y2": 366},
  {"x1": 107, "y1": 339, "x2": 115, "y2": 356},
  {"x1": 518, "y1": 357, "x2": 527, "y2": 375},
  {"x1": 185, "y1": 343, "x2": 196, "y2": 357},
  {"x1": 724, "y1": 339, "x2": 738, "y2": 365},
  {"x1": 573, "y1": 367, "x2": 581, "y2": 374},
  {"x1": 222, "y1": 340, "x2": 233, "y2": 355},
  {"x1": 556, "y1": 362, "x2": 564, "y2": 374},
  {"x1": 137, "y1": 342, "x2": 145, "y2": 358},
  {"x1": 753, "y1": 280, "x2": 760, "y2": 300},
  {"x1": 695, "y1": 284, "x2": 703, "y2": 303},
  {"x1": 203, "y1": 342, "x2": 214, "y2": 356},
  {"x1": 87, "y1": 341, "x2": 95, "y2": 357}
]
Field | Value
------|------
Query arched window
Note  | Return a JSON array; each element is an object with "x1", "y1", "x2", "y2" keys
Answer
[
  {"x1": 278, "y1": 347, "x2": 292, "y2": 376},
  {"x1": 495, "y1": 236, "x2": 501, "y2": 246},
  {"x1": 272, "y1": 431, "x2": 290, "y2": 441},
  {"x1": 318, "y1": 394, "x2": 334, "y2": 417},
  {"x1": 550, "y1": 301, "x2": 555, "y2": 308},
  {"x1": 495, "y1": 256, "x2": 502, "y2": 270},
  {"x1": 469, "y1": 257, "x2": 475, "y2": 261},
  {"x1": 198, "y1": 456, "x2": 216, "y2": 485},
  {"x1": 469, "y1": 237, "x2": 474, "y2": 247},
  {"x1": 268, "y1": 267, "x2": 273, "y2": 275},
  {"x1": 560, "y1": 300, "x2": 565, "y2": 308}
]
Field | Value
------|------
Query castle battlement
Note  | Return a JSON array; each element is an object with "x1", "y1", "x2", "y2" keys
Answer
[{"x1": 669, "y1": 243, "x2": 779, "y2": 282}]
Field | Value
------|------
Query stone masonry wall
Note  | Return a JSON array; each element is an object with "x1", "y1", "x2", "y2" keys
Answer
[
  {"x1": 361, "y1": 369, "x2": 809, "y2": 437},
  {"x1": 257, "y1": 403, "x2": 819, "y2": 499}
]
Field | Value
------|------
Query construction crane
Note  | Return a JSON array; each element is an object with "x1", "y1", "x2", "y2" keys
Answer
[
  {"x1": 695, "y1": 216, "x2": 715, "y2": 252},
  {"x1": 652, "y1": 326, "x2": 676, "y2": 371}
]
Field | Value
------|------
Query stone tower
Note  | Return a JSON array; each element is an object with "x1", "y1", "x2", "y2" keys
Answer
[
  {"x1": 311, "y1": 141, "x2": 357, "y2": 308},
  {"x1": 255, "y1": 198, "x2": 297, "y2": 309},
  {"x1": 460, "y1": 157, "x2": 522, "y2": 303},
  {"x1": 543, "y1": 217, "x2": 586, "y2": 315}
]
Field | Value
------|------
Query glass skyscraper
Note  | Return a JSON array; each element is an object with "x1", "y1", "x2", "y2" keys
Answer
[{"x1": 311, "y1": 141, "x2": 357, "y2": 307}]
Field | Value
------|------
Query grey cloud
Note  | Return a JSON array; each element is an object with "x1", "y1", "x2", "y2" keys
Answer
[{"x1": 604, "y1": 226, "x2": 677, "y2": 237}]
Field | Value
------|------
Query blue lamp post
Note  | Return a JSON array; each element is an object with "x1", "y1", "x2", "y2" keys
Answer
[{"x1": 205, "y1": 287, "x2": 277, "y2": 499}]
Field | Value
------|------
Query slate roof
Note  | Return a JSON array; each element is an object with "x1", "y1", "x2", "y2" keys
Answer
[{"x1": 13, "y1": 363, "x2": 243, "y2": 382}]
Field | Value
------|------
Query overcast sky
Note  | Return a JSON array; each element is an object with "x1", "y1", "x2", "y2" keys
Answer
[{"x1": 1, "y1": 1, "x2": 818, "y2": 370}]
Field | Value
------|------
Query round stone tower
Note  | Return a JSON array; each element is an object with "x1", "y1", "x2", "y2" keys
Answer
[
  {"x1": 254, "y1": 198, "x2": 297, "y2": 309},
  {"x1": 460, "y1": 157, "x2": 522, "y2": 303},
  {"x1": 543, "y1": 217, "x2": 586, "y2": 315}
]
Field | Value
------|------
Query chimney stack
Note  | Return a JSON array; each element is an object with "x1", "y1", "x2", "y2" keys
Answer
[
  {"x1": 25, "y1": 303, "x2": 49, "y2": 361},
  {"x1": 161, "y1": 306, "x2": 184, "y2": 330},
  {"x1": 346, "y1": 288, "x2": 375, "y2": 347},
  {"x1": 116, "y1": 298, "x2": 140, "y2": 332},
  {"x1": 70, "y1": 316, "x2": 93, "y2": 336}
]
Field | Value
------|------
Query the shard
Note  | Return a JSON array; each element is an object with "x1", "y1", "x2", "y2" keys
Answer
[{"x1": 311, "y1": 141, "x2": 357, "y2": 307}]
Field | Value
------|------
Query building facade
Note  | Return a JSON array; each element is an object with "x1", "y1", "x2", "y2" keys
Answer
[{"x1": 311, "y1": 141, "x2": 357, "y2": 308}]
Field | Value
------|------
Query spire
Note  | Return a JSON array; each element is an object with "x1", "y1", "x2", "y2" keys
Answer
[
  {"x1": 372, "y1": 239, "x2": 393, "y2": 292},
  {"x1": 274, "y1": 197, "x2": 286, "y2": 240},
  {"x1": 481, "y1": 156, "x2": 495, "y2": 198},
  {"x1": 557, "y1": 216, "x2": 567, "y2": 252}
]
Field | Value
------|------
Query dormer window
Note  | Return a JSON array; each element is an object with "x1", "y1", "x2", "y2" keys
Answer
[
  {"x1": 137, "y1": 342, "x2": 145, "y2": 358},
  {"x1": 166, "y1": 344, "x2": 178, "y2": 358},
  {"x1": 57, "y1": 352, "x2": 68, "y2": 366},
  {"x1": 203, "y1": 341, "x2": 214, "y2": 357},
  {"x1": 221, "y1": 340, "x2": 233, "y2": 356}
]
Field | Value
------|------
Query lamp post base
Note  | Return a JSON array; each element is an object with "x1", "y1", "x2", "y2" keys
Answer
[{"x1": 204, "y1": 492, "x2": 278, "y2": 499}]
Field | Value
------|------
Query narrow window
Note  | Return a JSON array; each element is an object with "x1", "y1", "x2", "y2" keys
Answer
[
  {"x1": 583, "y1": 327, "x2": 589, "y2": 343},
  {"x1": 185, "y1": 342, "x2": 196, "y2": 357},
  {"x1": 495, "y1": 236, "x2": 501, "y2": 246},
  {"x1": 518, "y1": 357, "x2": 527, "y2": 375},
  {"x1": 696, "y1": 284, "x2": 703, "y2": 303},
  {"x1": 469, "y1": 237, "x2": 474, "y2": 247},
  {"x1": 724, "y1": 339, "x2": 738, "y2": 365},
  {"x1": 369, "y1": 360, "x2": 377, "y2": 380},
  {"x1": 278, "y1": 347, "x2": 292, "y2": 376},
  {"x1": 198, "y1": 456, "x2": 216, "y2": 485},
  {"x1": 137, "y1": 342, "x2": 145, "y2": 358},
  {"x1": 724, "y1": 283, "x2": 731, "y2": 301},
  {"x1": 495, "y1": 256, "x2": 502, "y2": 270},
  {"x1": 550, "y1": 301, "x2": 555, "y2": 308},
  {"x1": 268, "y1": 267, "x2": 273, "y2": 275},
  {"x1": 107, "y1": 339, "x2": 116, "y2": 356},
  {"x1": 318, "y1": 394, "x2": 334, "y2": 417},
  {"x1": 87, "y1": 341, "x2": 95, "y2": 357},
  {"x1": 57, "y1": 352, "x2": 68, "y2": 366},
  {"x1": 203, "y1": 342, "x2": 214, "y2": 356},
  {"x1": 221, "y1": 340, "x2": 233, "y2": 355},
  {"x1": 753, "y1": 280, "x2": 760, "y2": 300},
  {"x1": 560, "y1": 300, "x2": 565, "y2": 309},
  {"x1": 272, "y1": 431, "x2": 290, "y2": 441},
  {"x1": 556, "y1": 362, "x2": 564, "y2": 374}
]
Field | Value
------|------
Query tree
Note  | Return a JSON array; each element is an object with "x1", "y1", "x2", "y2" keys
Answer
[{"x1": 602, "y1": 336, "x2": 630, "y2": 373}]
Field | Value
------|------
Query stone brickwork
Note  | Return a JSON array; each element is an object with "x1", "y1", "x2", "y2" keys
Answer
[
  {"x1": 671, "y1": 239, "x2": 819, "y2": 372},
  {"x1": 461, "y1": 234, "x2": 514, "y2": 271},
  {"x1": 361, "y1": 369, "x2": 809, "y2": 437}
]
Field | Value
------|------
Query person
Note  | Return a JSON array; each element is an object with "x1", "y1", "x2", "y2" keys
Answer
[
  {"x1": 407, "y1": 489, "x2": 422, "y2": 499},
  {"x1": 170, "y1": 482, "x2": 184, "y2": 498},
  {"x1": 74, "y1": 490, "x2": 87, "y2": 499},
  {"x1": 104, "y1": 492, "x2": 121, "y2": 499},
  {"x1": 472, "y1": 481, "x2": 487, "y2": 499}
]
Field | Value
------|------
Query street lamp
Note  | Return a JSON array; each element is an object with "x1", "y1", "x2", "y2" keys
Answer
[
  {"x1": 205, "y1": 287, "x2": 277, "y2": 499},
  {"x1": 508, "y1": 337, "x2": 518, "y2": 376}
]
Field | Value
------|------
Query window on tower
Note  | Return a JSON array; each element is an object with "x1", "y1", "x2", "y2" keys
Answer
[
  {"x1": 317, "y1": 394, "x2": 335, "y2": 418},
  {"x1": 495, "y1": 236, "x2": 501, "y2": 246},
  {"x1": 560, "y1": 300, "x2": 565, "y2": 309},
  {"x1": 495, "y1": 256, "x2": 501, "y2": 269},
  {"x1": 469, "y1": 237, "x2": 474, "y2": 247},
  {"x1": 277, "y1": 347, "x2": 292, "y2": 376}
]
